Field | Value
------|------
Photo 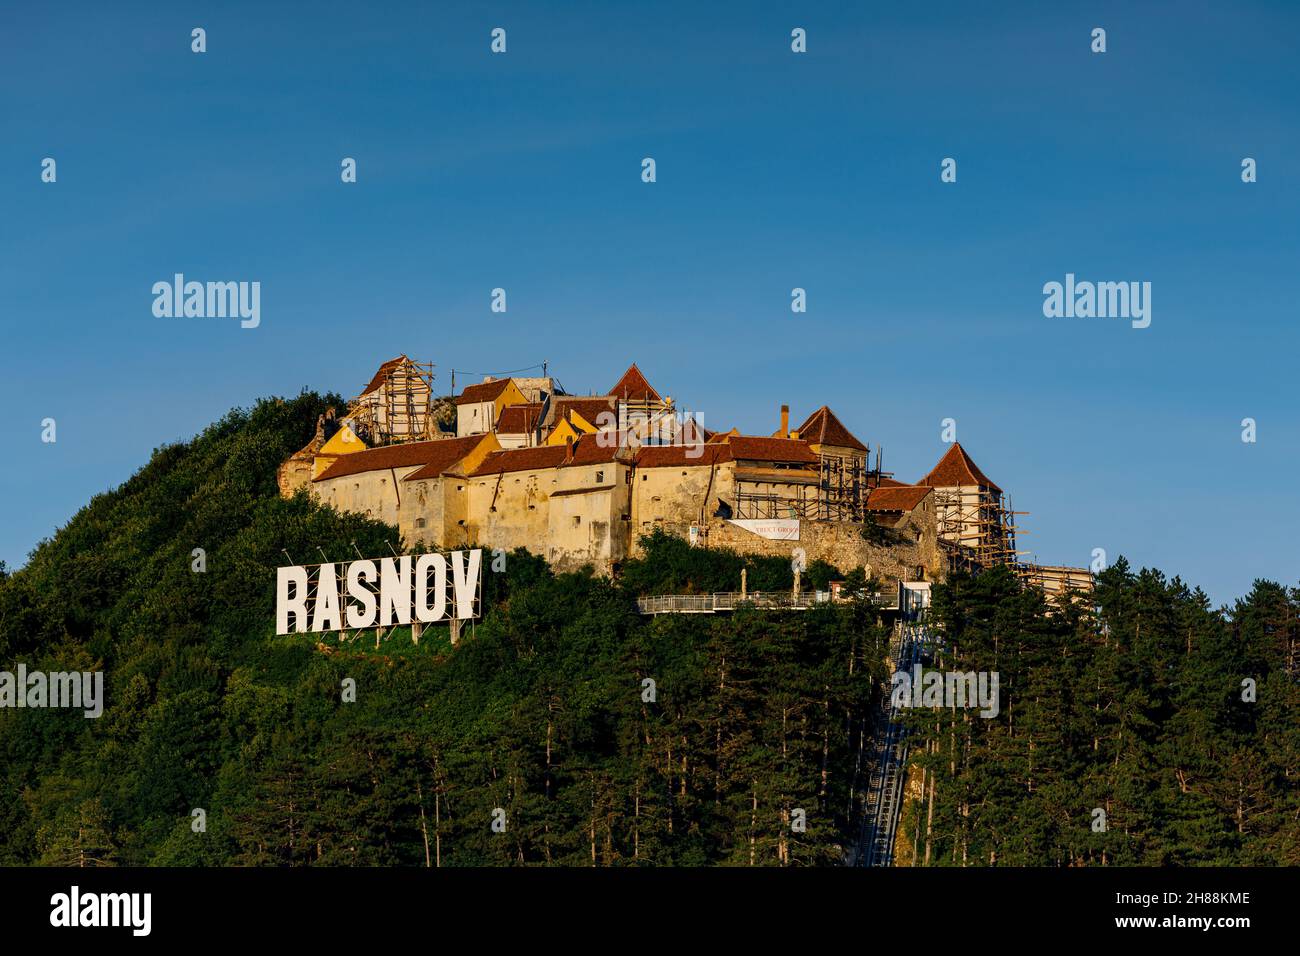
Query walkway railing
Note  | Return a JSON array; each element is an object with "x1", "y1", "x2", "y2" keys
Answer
[{"x1": 636, "y1": 591, "x2": 895, "y2": 615}]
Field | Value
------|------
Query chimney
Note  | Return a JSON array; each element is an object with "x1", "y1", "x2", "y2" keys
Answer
[
  {"x1": 780, "y1": 404, "x2": 789, "y2": 438},
  {"x1": 565, "y1": 434, "x2": 574, "y2": 460}
]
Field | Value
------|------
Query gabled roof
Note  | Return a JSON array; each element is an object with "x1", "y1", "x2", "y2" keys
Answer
[
  {"x1": 361, "y1": 356, "x2": 409, "y2": 396},
  {"x1": 727, "y1": 436, "x2": 819, "y2": 465},
  {"x1": 496, "y1": 402, "x2": 544, "y2": 434},
  {"x1": 469, "y1": 434, "x2": 627, "y2": 477},
  {"x1": 866, "y1": 485, "x2": 932, "y2": 512},
  {"x1": 470, "y1": 444, "x2": 569, "y2": 477},
  {"x1": 403, "y1": 435, "x2": 494, "y2": 481},
  {"x1": 609, "y1": 364, "x2": 662, "y2": 403},
  {"x1": 565, "y1": 434, "x2": 626, "y2": 467},
  {"x1": 552, "y1": 396, "x2": 617, "y2": 429},
  {"x1": 918, "y1": 443, "x2": 1002, "y2": 493},
  {"x1": 635, "y1": 443, "x2": 733, "y2": 468},
  {"x1": 456, "y1": 378, "x2": 513, "y2": 406},
  {"x1": 314, "y1": 439, "x2": 460, "y2": 482},
  {"x1": 796, "y1": 406, "x2": 868, "y2": 452}
]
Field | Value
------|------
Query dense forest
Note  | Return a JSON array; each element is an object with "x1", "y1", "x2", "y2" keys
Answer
[
  {"x1": 899, "y1": 565, "x2": 1300, "y2": 865},
  {"x1": 0, "y1": 393, "x2": 1295, "y2": 865},
  {"x1": 0, "y1": 394, "x2": 886, "y2": 866}
]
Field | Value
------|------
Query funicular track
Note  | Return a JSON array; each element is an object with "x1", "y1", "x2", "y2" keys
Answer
[{"x1": 854, "y1": 609, "x2": 931, "y2": 867}]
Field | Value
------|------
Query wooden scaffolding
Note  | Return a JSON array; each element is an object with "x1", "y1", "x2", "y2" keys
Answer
[{"x1": 348, "y1": 359, "x2": 436, "y2": 446}]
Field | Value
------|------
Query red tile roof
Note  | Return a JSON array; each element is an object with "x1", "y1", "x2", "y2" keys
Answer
[
  {"x1": 866, "y1": 485, "x2": 932, "y2": 512},
  {"x1": 552, "y1": 396, "x2": 617, "y2": 429},
  {"x1": 565, "y1": 434, "x2": 626, "y2": 466},
  {"x1": 918, "y1": 443, "x2": 1001, "y2": 492},
  {"x1": 875, "y1": 477, "x2": 907, "y2": 488},
  {"x1": 635, "y1": 443, "x2": 733, "y2": 468},
  {"x1": 361, "y1": 356, "x2": 409, "y2": 396},
  {"x1": 727, "y1": 436, "x2": 819, "y2": 464},
  {"x1": 796, "y1": 405, "x2": 868, "y2": 452},
  {"x1": 496, "y1": 402, "x2": 544, "y2": 434},
  {"x1": 469, "y1": 434, "x2": 628, "y2": 476},
  {"x1": 455, "y1": 378, "x2": 513, "y2": 406},
  {"x1": 403, "y1": 435, "x2": 493, "y2": 481},
  {"x1": 609, "y1": 364, "x2": 661, "y2": 403},
  {"x1": 470, "y1": 443, "x2": 569, "y2": 477},
  {"x1": 314, "y1": 440, "x2": 461, "y2": 482}
]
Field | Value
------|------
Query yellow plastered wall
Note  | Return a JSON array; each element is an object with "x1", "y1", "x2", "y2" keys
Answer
[
  {"x1": 492, "y1": 380, "x2": 529, "y2": 423},
  {"x1": 459, "y1": 432, "x2": 501, "y2": 474},
  {"x1": 311, "y1": 424, "x2": 365, "y2": 478},
  {"x1": 546, "y1": 418, "x2": 584, "y2": 446}
]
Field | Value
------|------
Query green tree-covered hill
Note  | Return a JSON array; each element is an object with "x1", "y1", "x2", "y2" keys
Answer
[{"x1": 0, "y1": 395, "x2": 886, "y2": 866}]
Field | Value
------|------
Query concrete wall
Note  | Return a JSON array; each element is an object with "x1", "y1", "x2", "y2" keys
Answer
[
  {"x1": 307, "y1": 442, "x2": 944, "y2": 586},
  {"x1": 701, "y1": 514, "x2": 939, "y2": 583},
  {"x1": 631, "y1": 461, "x2": 734, "y2": 540},
  {"x1": 313, "y1": 464, "x2": 424, "y2": 527},
  {"x1": 457, "y1": 401, "x2": 494, "y2": 437},
  {"x1": 547, "y1": 483, "x2": 630, "y2": 569}
]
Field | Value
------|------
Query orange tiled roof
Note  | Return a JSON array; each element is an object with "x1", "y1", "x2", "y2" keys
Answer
[
  {"x1": 796, "y1": 405, "x2": 867, "y2": 452},
  {"x1": 727, "y1": 436, "x2": 819, "y2": 464},
  {"x1": 314, "y1": 439, "x2": 459, "y2": 482},
  {"x1": 918, "y1": 443, "x2": 1001, "y2": 492},
  {"x1": 361, "y1": 356, "x2": 409, "y2": 396},
  {"x1": 553, "y1": 396, "x2": 617, "y2": 428},
  {"x1": 403, "y1": 435, "x2": 493, "y2": 481},
  {"x1": 469, "y1": 434, "x2": 628, "y2": 476},
  {"x1": 609, "y1": 364, "x2": 661, "y2": 403},
  {"x1": 470, "y1": 444, "x2": 568, "y2": 477},
  {"x1": 866, "y1": 485, "x2": 932, "y2": 512},
  {"x1": 635, "y1": 443, "x2": 733, "y2": 468},
  {"x1": 455, "y1": 378, "x2": 513, "y2": 406},
  {"x1": 565, "y1": 434, "x2": 625, "y2": 466},
  {"x1": 496, "y1": 402, "x2": 544, "y2": 434}
]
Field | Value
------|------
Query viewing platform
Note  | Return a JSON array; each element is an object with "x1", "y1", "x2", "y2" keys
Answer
[{"x1": 636, "y1": 591, "x2": 897, "y2": 615}]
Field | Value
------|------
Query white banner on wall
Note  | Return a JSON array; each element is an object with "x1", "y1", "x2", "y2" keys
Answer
[{"x1": 726, "y1": 518, "x2": 800, "y2": 541}]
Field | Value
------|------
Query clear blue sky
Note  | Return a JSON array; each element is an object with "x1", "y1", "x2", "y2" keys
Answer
[{"x1": 3, "y1": 1, "x2": 1297, "y2": 606}]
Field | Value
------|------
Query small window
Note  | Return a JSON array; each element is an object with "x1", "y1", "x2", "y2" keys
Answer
[
  {"x1": 642, "y1": 474, "x2": 648, "y2": 481},
  {"x1": 415, "y1": 518, "x2": 426, "y2": 529},
  {"x1": 573, "y1": 516, "x2": 581, "y2": 526},
  {"x1": 596, "y1": 470, "x2": 604, "y2": 483}
]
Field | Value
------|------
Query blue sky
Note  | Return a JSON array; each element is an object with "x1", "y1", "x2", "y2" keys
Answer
[{"x1": 2, "y1": 1, "x2": 1297, "y2": 606}]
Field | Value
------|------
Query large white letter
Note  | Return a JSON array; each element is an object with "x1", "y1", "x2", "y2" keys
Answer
[
  {"x1": 414, "y1": 554, "x2": 448, "y2": 622},
  {"x1": 450, "y1": 550, "x2": 482, "y2": 620},
  {"x1": 379, "y1": 556, "x2": 412, "y2": 626},
  {"x1": 311, "y1": 564, "x2": 342, "y2": 632},
  {"x1": 277, "y1": 566, "x2": 309, "y2": 634},
  {"x1": 346, "y1": 560, "x2": 378, "y2": 629}
]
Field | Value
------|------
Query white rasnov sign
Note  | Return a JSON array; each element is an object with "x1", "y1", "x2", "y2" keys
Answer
[{"x1": 276, "y1": 549, "x2": 482, "y2": 635}]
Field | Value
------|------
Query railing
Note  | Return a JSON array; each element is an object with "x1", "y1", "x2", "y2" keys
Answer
[{"x1": 636, "y1": 591, "x2": 896, "y2": 615}]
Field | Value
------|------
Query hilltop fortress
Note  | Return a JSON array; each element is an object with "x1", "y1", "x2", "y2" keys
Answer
[{"x1": 278, "y1": 357, "x2": 1088, "y2": 595}]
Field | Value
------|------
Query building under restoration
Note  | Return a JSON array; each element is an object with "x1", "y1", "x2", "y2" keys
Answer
[{"x1": 278, "y1": 357, "x2": 1089, "y2": 596}]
